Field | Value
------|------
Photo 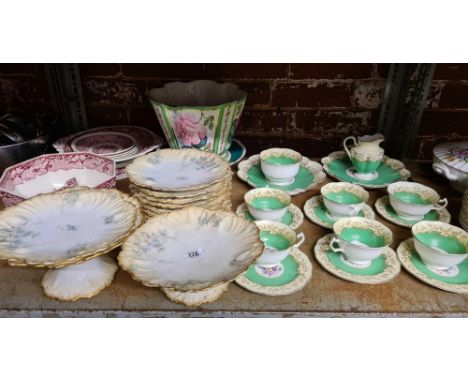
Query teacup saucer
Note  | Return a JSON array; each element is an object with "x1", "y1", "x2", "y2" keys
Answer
[
  {"x1": 303, "y1": 195, "x2": 375, "y2": 229},
  {"x1": 314, "y1": 234, "x2": 400, "y2": 284},
  {"x1": 235, "y1": 248, "x2": 312, "y2": 296},
  {"x1": 237, "y1": 154, "x2": 326, "y2": 195},
  {"x1": 235, "y1": 202, "x2": 304, "y2": 230},
  {"x1": 321, "y1": 151, "x2": 411, "y2": 189},
  {"x1": 397, "y1": 238, "x2": 468, "y2": 294},
  {"x1": 375, "y1": 195, "x2": 451, "y2": 228}
]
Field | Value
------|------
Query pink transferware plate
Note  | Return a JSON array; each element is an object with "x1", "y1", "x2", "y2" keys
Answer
[
  {"x1": 53, "y1": 125, "x2": 165, "y2": 164},
  {"x1": 71, "y1": 132, "x2": 136, "y2": 157},
  {"x1": 0, "y1": 152, "x2": 116, "y2": 207}
]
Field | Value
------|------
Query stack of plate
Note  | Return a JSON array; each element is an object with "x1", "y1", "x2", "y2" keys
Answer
[
  {"x1": 53, "y1": 125, "x2": 164, "y2": 179},
  {"x1": 460, "y1": 189, "x2": 468, "y2": 231},
  {"x1": 126, "y1": 148, "x2": 232, "y2": 218}
]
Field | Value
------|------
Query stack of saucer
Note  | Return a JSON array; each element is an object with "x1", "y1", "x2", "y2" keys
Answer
[
  {"x1": 460, "y1": 189, "x2": 468, "y2": 231},
  {"x1": 126, "y1": 148, "x2": 232, "y2": 218}
]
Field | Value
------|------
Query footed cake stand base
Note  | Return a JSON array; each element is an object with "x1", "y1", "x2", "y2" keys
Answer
[
  {"x1": 41, "y1": 255, "x2": 118, "y2": 302},
  {"x1": 161, "y1": 283, "x2": 230, "y2": 307}
]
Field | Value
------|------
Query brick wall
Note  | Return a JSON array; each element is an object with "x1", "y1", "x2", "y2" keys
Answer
[{"x1": 1, "y1": 63, "x2": 468, "y2": 160}]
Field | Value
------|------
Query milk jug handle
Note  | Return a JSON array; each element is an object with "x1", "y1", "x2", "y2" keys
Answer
[{"x1": 343, "y1": 136, "x2": 357, "y2": 160}]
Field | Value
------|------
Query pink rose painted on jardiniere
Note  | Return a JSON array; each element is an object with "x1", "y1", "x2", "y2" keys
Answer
[{"x1": 173, "y1": 112, "x2": 207, "y2": 147}]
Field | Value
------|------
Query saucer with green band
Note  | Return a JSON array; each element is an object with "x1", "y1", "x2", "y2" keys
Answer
[
  {"x1": 303, "y1": 195, "x2": 375, "y2": 229},
  {"x1": 235, "y1": 248, "x2": 312, "y2": 296},
  {"x1": 321, "y1": 151, "x2": 411, "y2": 189},
  {"x1": 397, "y1": 238, "x2": 468, "y2": 294},
  {"x1": 314, "y1": 234, "x2": 400, "y2": 284},
  {"x1": 235, "y1": 202, "x2": 304, "y2": 230},
  {"x1": 375, "y1": 195, "x2": 451, "y2": 228}
]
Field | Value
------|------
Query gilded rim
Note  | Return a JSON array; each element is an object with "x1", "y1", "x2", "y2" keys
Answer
[
  {"x1": 321, "y1": 151, "x2": 411, "y2": 189},
  {"x1": 235, "y1": 202, "x2": 304, "y2": 230},
  {"x1": 303, "y1": 195, "x2": 375, "y2": 229},
  {"x1": 41, "y1": 255, "x2": 119, "y2": 302},
  {"x1": 375, "y1": 195, "x2": 451, "y2": 228},
  {"x1": 314, "y1": 233, "x2": 401, "y2": 284},
  {"x1": 0, "y1": 187, "x2": 141, "y2": 268},
  {"x1": 118, "y1": 206, "x2": 264, "y2": 292},
  {"x1": 397, "y1": 238, "x2": 468, "y2": 294},
  {"x1": 321, "y1": 181, "x2": 369, "y2": 203},
  {"x1": 161, "y1": 282, "x2": 230, "y2": 307},
  {"x1": 126, "y1": 148, "x2": 229, "y2": 191},
  {"x1": 235, "y1": 248, "x2": 312, "y2": 296},
  {"x1": 237, "y1": 154, "x2": 326, "y2": 195}
]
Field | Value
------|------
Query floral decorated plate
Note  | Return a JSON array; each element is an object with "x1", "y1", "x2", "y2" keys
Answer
[
  {"x1": 235, "y1": 248, "x2": 312, "y2": 296},
  {"x1": 118, "y1": 207, "x2": 263, "y2": 292},
  {"x1": 321, "y1": 151, "x2": 411, "y2": 188},
  {"x1": 0, "y1": 188, "x2": 140, "y2": 268},
  {"x1": 71, "y1": 131, "x2": 136, "y2": 156},
  {"x1": 237, "y1": 154, "x2": 326, "y2": 195},
  {"x1": 0, "y1": 153, "x2": 116, "y2": 207},
  {"x1": 375, "y1": 195, "x2": 451, "y2": 228},
  {"x1": 235, "y1": 202, "x2": 304, "y2": 230},
  {"x1": 303, "y1": 195, "x2": 375, "y2": 229},
  {"x1": 314, "y1": 234, "x2": 400, "y2": 284},
  {"x1": 126, "y1": 148, "x2": 229, "y2": 191},
  {"x1": 397, "y1": 238, "x2": 468, "y2": 294}
]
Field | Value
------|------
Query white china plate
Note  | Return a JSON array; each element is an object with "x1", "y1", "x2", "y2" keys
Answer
[
  {"x1": 118, "y1": 207, "x2": 264, "y2": 291},
  {"x1": 126, "y1": 148, "x2": 229, "y2": 191},
  {"x1": 0, "y1": 188, "x2": 140, "y2": 267}
]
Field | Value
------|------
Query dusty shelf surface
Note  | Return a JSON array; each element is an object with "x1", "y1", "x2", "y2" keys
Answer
[{"x1": 1, "y1": 160, "x2": 468, "y2": 317}]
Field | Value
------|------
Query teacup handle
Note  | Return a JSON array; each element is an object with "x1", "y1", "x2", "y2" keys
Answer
[
  {"x1": 433, "y1": 198, "x2": 448, "y2": 211},
  {"x1": 293, "y1": 232, "x2": 305, "y2": 249},
  {"x1": 329, "y1": 236, "x2": 344, "y2": 254},
  {"x1": 343, "y1": 136, "x2": 357, "y2": 160}
]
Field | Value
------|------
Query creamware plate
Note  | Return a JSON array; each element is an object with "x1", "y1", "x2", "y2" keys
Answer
[
  {"x1": 126, "y1": 148, "x2": 229, "y2": 191},
  {"x1": 162, "y1": 282, "x2": 230, "y2": 306},
  {"x1": 314, "y1": 234, "x2": 401, "y2": 284},
  {"x1": 237, "y1": 154, "x2": 326, "y2": 195},
  {"x1": 118, "y1": 207, "x2": 264, "y2": 291},
  {"x1": 303, "y1": 195, "x2": 375, "y2": 229},
  {"x1": 235, "y1": 202, "x2": 304, "y2": 230},
  {"x1": 0, "y1": 188, "x2": 140, "y2": 268},
  {"x1": 235, "y1": 248, "x2": 312, "y2": 296},
  {"x1": 41, "y1": 254, "x2": 119, "y2": 301},
  {"x1": 397, "y1": 238, "x2": 468, "y2": 294},
  {"x1": 321, "y1": 151, "x2": 411, "y2": 188},
  {"x1": 375, "y1": 196, "x2": 451, "y2": 228}
]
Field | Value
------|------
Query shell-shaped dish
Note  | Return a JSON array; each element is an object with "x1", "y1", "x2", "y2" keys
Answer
[
  {"x1": 118, "y1": 207, "x2": 264, "y2": 291},
  {"x1": 0, "y1": 188, "x2": 140, "y2": 268},
  {"x1": 126, "y1": 148, "x2": 229, "y2": 191},
  {"x1": 41, "y1": 254, "x2": 119, "y2": 301},
  {"x1": 162, "y1": 282, "x2": 230, "y2": 307}
]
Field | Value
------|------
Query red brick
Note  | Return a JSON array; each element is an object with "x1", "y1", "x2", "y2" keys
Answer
[
  {"x1": 0, "y1": 64, "x2": 43, "y2": 75},
  {"x1": 438, "y1": 82, "x2": 468, "y2": 108},
  {"x1": 85, "y1": 106, "x2": 129, "y2": 127},
  {"x1": 82, "y1": 79, "x2": 146, "y2": 106},
  {"x1": 352, "y1": 81, "x2": 384, "y2": 108},
  {"x1": 79, "y1": 64, "x2": 121, "y2": 78},
  {"x1": 287, "y1": 110, "x2": 374, "y2": 137},
  {"x1": 419, "y1": 110, "x2": 468, "y2": 135},
  {"x1": 235, "y1": 81, "x2": 270, "y2": 106},
  {"x1": 0, "y1": 77, "x2": 50, "y2": 104},
  {"x1": 434, "y1": 64, "x2": 468, "y2": 80},
  {"x1": 290, "y1": 64, "x2": 374, "y2": 80},
  {"x1": 272, "y1": 82, "x2": 353, "y2": 108},
  {"x1": 236, "y1": 110, "x2": 287, "y2": 134}
]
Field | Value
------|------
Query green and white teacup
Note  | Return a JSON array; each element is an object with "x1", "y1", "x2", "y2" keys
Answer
[
  {"x1": 260, "y1": 148, "x2": 302, "y2": 185},
  {"x1": 412, "y1": 221, "x2": 468, "y2": 271},
  {"x1": 321, "y1": 182, "x2": 369, "y2": 218},
  {"x1": 388, "y1": 181, "x2": 448, "y2": 221},
  {"x1": 244, "y1": 188, "x2": 291, "y2": 222},
  {"x1": 255, "y1": 220, "x2": 305, "y2": 267},
  {"x1": 330, "y1": 217, "x2": 392, "y2": 267}
]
